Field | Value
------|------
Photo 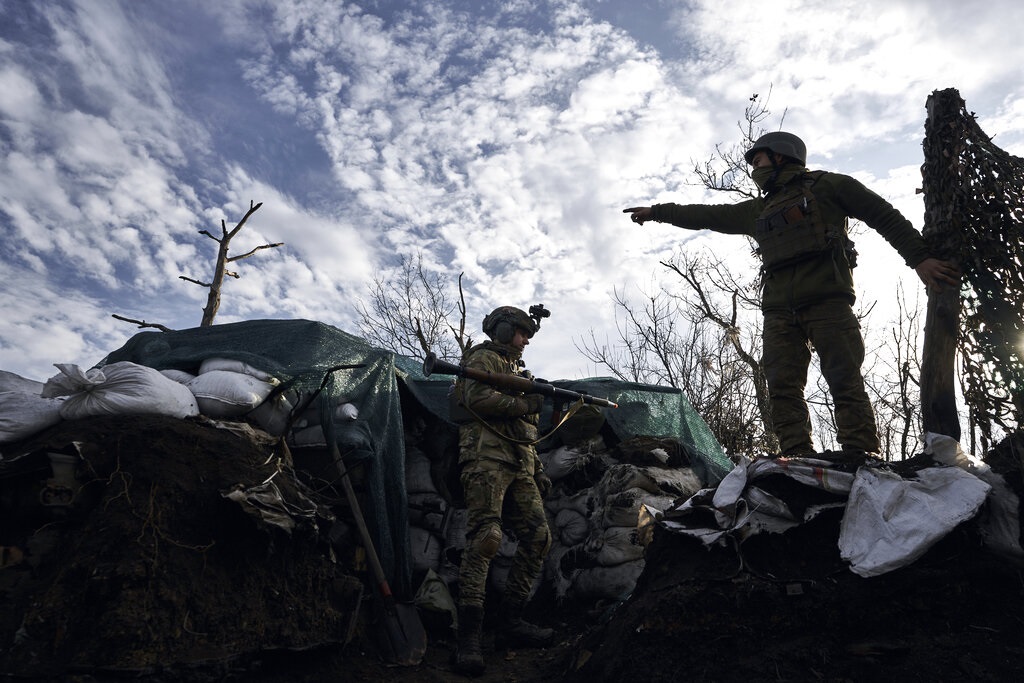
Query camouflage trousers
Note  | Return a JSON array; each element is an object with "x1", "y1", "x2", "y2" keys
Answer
[
  {"x1": 763, "y1": 301, "x2": 881, "y2": 454},
  {"x1": 457, "y1": 458, "x2": 551, "y2": 610}
]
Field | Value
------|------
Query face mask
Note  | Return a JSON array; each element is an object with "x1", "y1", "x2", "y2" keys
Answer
[
  {"x1": 752, "y1": 164, "x2": 804, "y2": 192},
  {"x1": 751, "y1": 166, "x2": 777, "y2": 191}
]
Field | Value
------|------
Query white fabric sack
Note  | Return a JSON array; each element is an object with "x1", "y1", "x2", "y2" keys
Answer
[
  {"x1": 586, "y1": 525, "x2": 645, "y2": 566},
  {"x1": 0, "y1": 370, "x2": 45, "y2": 395},
  {"x1": 159, "y1": 369, "x2": 196, "y2": 384},
  {"x1": 247, "y1": 390, "x2": 297, "y2": 436},
  {"x1": 44, "y1": 362, "x2": 199, "y2": 420},
  {"x1": 405, "y1": 447, "x2": 438, "y2": 494},
  {"x1": 839, "y1": 464, "x2": 991, "y2": 577},
  {"x1": 555, "y1": 508, "x2": 589, "y2": 546},
  {"x1": 188, "y1": 370, "x2": 275, "y2": 418},
  {"x1": 541, "y1": 445, "x2": 592, "y2": 480},
  {"x1": 198, "y1": 357, "x2": 279, "y2": 384},
  {"x1": 0, "y1": 391, "x2": 64, "y2": 443},
  {"x1": 570, "y1": 559, "x2": 644, "y2": 601}
]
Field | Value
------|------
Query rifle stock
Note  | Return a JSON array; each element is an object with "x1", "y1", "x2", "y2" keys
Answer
[{"x1": 422, "y1": 352, "x2": 617, "y2": 409}]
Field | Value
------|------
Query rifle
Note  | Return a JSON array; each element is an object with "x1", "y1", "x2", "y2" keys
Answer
[{"x1": 422, "y1": 352, "x2": 618, "y2": 409}]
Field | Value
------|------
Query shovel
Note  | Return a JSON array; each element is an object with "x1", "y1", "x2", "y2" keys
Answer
[{"x1": 331, "y1": 441, "x2": 427, "y2": 666}]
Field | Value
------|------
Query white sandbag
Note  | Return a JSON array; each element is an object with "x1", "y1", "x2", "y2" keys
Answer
[
  {"x1": 570, "y1": 559, "x2": 644, "y2": 601},
  {"x1": 45, "y1": 362, "x2": 199, "y2": 420},
  {"x1": 540, "y1": 445, "x2": 593, "y2": 480},
  {"x1": 585, "y1": 525, "x2": 645, "y2": 567},
  {"x1": 0, "y1": 370, "x2": 45, "y2": 395},
  {"x1": 544, "y1": 487, "x2": 593, "y2": 518},
  {"x1": 187, "y1": 370, "x2": 275, "y2": 418},
  {"x1": 159, "y1": 369, "x2": 196, "y2": 384},
  {"x1": 555, "y1": 508, "x2": 589, "y2": 546},
  {"x1": 198, "y1": 357, "x2": 279, "y2": 384},
  {"x1": 405, "y1": 447, "x2": 438, "y2": 494},
  {"x1": 247, "y1": 388, "x2": 301, "y2": 436},
  {"x1": 0, "y1": 391, "x2": 64, "y2": 443},
  {"x1": 409, "y1": 526, "x2": 443, "y2": 574}
]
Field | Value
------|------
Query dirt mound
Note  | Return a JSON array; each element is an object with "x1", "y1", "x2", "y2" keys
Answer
[
  {"x1": 565, "y1": 514, "x2": 1024, "y2": 682},
  {"x1": 0, "y1": 415, "x2": 360, "y2": 680},
  {"x1": 4, "y1": 416, "x2": 1024, "y2": 682}
]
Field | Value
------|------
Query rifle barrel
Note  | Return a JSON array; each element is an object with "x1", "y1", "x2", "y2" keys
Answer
[{"x1": 422, "y1": 352, "x2": 617, "y2": 408}]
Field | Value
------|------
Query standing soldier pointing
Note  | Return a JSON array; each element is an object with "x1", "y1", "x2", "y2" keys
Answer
[{"x1": 625, "y1": 132, "x2": 960, "y2": 457}]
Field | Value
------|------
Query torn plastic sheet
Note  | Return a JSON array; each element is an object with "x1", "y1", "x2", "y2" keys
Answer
[
  {"x1": 658, "y1": 434, "x2": 1022, "y2": 577},
  {"x1": 839, "y1": 464, "x2": 990, "y2": 576},
  {"x1": 221, "y1": 477, "x2": 321, "y2": 534}
]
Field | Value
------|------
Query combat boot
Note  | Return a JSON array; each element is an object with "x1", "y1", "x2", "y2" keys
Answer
[
  {"x1": 496, "y1": 599, "x2": 553, "y2": 649},
  {"x1": 454, "y1": 605, "x2": 485, "y2": 677}
]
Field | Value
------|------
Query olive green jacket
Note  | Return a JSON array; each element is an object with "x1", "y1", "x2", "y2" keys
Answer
[
  {"x1": 650, "y1": 170, "x2": 933, "y2": 312},
  {"x1": 456, "y1": 341, "x2": 541, "y2": 472}
]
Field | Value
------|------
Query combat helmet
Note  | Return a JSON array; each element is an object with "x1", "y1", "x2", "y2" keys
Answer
[
  {"x1": 482, "y1": 305, "x2": 544, "y2": 344},
  {"x1": 744, "y1": 132, "x2": 807, "y2": 166}
]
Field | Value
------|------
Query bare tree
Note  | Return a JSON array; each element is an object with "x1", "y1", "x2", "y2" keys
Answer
[
  {"x1": 113, "y1": 200, "x2": 282, "y2": 330},
  {"x1": 178, "y1": 201, "x2": 283, "y2": 327},
  {"x1": 357, "y1": 252, "x2": 469, "y2": 361}
]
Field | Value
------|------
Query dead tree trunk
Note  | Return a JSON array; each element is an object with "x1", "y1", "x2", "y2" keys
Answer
[
  {"x1": 179, "y1": 201, "x2": 282, "y2": 327},
  {"x1": 920, "y1": 88, "x2": 1024, "y2": 442}
]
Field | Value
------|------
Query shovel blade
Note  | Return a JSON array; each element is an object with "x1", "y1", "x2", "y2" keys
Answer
[{"x1": 378, "y1": 600, "x2": 427, "y2": 666}]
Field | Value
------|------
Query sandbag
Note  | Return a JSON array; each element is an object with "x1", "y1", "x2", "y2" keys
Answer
[
  {"x1": 0, "y1": 370, "x2": 45, "y2": 395},
  {"x1": 44, "y1": 362, "x2": 199, "y2": 420},
  {"x1": 198, "y1": 357, "x2": 279, "y2": 384},
  {"x1": 570, "y1": 559, "x2": 644, "y2": 601},
  {"x1": 555, "y1": 508, "x2": 589, "y2": 546},
  {"x1": 585, "y1": 525, "x2": 645, "y2": 566},
  {"x1": 187, "y1": 370, "x2": 275, "y2": 418},
  {"x1": 0, "y1": 391, "x2": 64, "y2": 443},
  {"x1": 405, "y1": 447, "x2": 438, "y2": 494},
  {"x1": 159, "y1": 369, "x2": 196, "y2": 384},
  {"x1": 541, "y1": 445, "x2": 593, "y2": 480},
  {"x1": 247, "y1": 390, "x2": 298, "y2": 435}
]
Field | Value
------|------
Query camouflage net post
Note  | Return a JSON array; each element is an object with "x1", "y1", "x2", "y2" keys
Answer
[{"x1": 920, "y1": 88, "x2": 1024, "y2": 445}]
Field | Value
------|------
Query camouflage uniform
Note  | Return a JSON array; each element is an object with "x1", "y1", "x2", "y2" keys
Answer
[
  {"x1": 649, "y1": 166, "x2": 935, "y2": 454},
  {"x1": 455, "y1": 340, "x2": 551, "y2": 610}
]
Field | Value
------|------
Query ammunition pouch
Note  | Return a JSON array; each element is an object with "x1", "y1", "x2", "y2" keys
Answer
[{"x1": 755, "y1": 170, "x2": 853, "y2": 271}]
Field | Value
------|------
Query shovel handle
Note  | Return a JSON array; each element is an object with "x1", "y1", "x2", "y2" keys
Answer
[{"x1": 331, "y1": 442, "x2": 396, "y2": 602}]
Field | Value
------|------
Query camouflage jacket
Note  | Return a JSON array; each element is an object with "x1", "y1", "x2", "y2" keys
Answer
[
  {"x1": 455, "y1": 341, "x2": 541, "y2": 472},
  {"x1": 650, "y1": 169, "x2": 933, "y2": 312}
]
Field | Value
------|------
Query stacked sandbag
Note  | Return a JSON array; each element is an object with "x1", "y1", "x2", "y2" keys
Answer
[
  {"x1": 541, "y1": 438, "x2": 704, "y2": 603},
  {"x1": 41, "y1": 362, "x2": 198, "y2": 420},
  {"x1": 406, "y1": 446, "x2": 449, "y2": 575}
]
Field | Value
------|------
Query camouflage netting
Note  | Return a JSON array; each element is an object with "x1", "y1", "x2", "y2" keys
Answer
[{"x1": 921, "y1": 88, "x2": 1024, "y2": 439}]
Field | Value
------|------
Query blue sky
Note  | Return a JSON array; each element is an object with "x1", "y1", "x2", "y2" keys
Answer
[{"x1": 2, "y1": 0, "x2": 1023, "y2": 383}]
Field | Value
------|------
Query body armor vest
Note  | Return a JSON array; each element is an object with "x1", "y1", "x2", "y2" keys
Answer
[{"x1": 754, "y1": 171, "x2": 853, "y2": 271}]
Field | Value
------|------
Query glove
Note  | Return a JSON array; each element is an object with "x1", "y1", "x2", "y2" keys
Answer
[
  {"x1": 522, "y1": 394, "x2": 545, "y2": 415},
  {"x1": 534, "y1": 470, "x2": 552, "y2": 499}
]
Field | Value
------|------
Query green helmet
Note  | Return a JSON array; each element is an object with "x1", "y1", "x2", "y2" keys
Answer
[
  {"x1": 744, "y1": 132, "x2": 807, "y2": 166},
  {"x1": 482, "y1": 306, "x2": 538, "y2": 344}
]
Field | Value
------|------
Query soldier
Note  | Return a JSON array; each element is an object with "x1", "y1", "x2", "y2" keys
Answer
[
  {"x1": 451, "y1": 305, "x2": 554, "y2": 677},
  {"x1": 624, "y1": 132, "x2": 960, "y2": 457}
]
